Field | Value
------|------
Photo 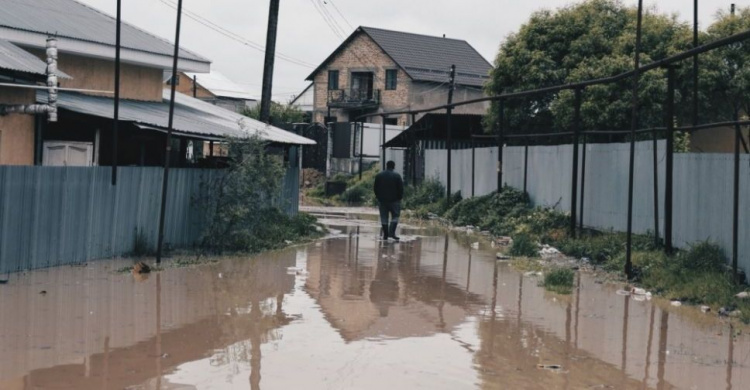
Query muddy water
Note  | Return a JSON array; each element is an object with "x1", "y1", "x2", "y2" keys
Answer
[{"x1": 0, "y1": 221, "x2": 748, "y2": 389}]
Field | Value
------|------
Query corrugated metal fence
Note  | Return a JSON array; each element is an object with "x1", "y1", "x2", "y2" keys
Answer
[
  {"x1": 0, "y1": 165, "x2": 300, "y2": 273},
  {"x1": 425, "y1": 140, "x2": 750, "y2": 274}
]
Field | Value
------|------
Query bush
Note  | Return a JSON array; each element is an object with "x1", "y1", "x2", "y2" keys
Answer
[
  {"x1": 403, "y1": 179, "x2": 446, "y2": 210},
  {"x1": 543, "y1": 268, "x2": 575, "y2": 294},
  {"x1": 556, "y1": 233, "x2": 624, "y2": 264},
  {"x1": 510, "y1": 234, "x2": 538, "y2": 257}
]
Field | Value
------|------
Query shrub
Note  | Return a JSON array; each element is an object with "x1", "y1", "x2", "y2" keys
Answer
[
  {"x1": 510, "y1": 233, "x2": 538, "y2": 257},
  {"x1": 403, "y1": 179, "x2": 446, "y2": 210},
  {"x1": 543, "y1": 268, "x2": 575, "y2": 294}
]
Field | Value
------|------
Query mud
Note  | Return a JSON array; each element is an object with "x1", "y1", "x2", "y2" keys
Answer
[{"x1": 0, "y1": 220, "x2": 748, "y2": 389}]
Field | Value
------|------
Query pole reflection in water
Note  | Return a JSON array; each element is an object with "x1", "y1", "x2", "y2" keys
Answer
[
  {"x1": 5, "y1": 227, "x2": 750, "y2": 389},
  {"x1": 657, "y1": 310, "x2": 670, "y2": 390},
  {"x1": 641, "y1": 305, "x2": 656, "y2": 389}
]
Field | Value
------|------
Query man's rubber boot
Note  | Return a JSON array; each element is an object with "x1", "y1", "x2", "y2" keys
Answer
[
  {"x1": 381, "y1": 224, "x2": 389, "y2": 241},
  {"x1": 389, "y1": 222, "x2": 400, "y2": 241}
]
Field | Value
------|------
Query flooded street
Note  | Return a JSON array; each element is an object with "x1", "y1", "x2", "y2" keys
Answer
[{"x1": 1, "y1": 215, "x2": 749, "y2": 389}]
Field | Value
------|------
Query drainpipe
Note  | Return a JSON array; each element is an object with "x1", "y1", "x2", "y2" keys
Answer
[{"x1": 0, "y1": 37, "x2": 58, "y2": 122}]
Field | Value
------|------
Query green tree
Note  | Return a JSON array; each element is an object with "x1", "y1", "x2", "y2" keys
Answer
[
  {"x1": 485, "y1": 0, "x2": 695, "y2": 138},
  {"x1": 244, "y1": 101, "x2": 305, "y2": 125},
  {"x1": 700, "y1": 7, "x2": 750, "y2": 121}
]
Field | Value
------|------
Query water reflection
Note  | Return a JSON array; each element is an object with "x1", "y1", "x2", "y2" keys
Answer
[{"x1": 0, "y1": 224, "x2": 748, "y2": 389}]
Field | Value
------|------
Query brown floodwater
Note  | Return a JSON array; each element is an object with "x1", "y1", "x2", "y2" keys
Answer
[{"x1": 0, "y1": 217, "x2": 748, "y2": 389}]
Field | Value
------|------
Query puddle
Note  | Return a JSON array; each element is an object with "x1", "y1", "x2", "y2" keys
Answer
[{"x1": 0, "y1": 220, "x2": 749, "y2": 389}]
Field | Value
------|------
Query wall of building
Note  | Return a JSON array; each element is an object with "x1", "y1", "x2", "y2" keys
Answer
[
  {"x1": 28, "y1": 49, "x2": 164, "y2": 101},
  {"x1": 171, "y1": 72, "x2": 215, "y2": 99},
  {"x1": 690, "y1": 126, "x2": 750, "y2": 153},
  {"x1": 410, "y1": 82, "x2": 489, "y2": 117},
  {"x1": 0, "y1": 87, "x2": 35, "y2": 165},
  {"x1": 312, "y1": 33, "x2": 411, "y2": 125}
]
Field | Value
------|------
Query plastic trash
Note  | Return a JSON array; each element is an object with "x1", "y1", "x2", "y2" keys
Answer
[
  {"x1": 631, "y1": 287, "x2": 647, "y2": 295},
  {"x1": 735, "y1": 291, "x2": 749, "y2": 299},
  {"x1": 616, "y1": 290, "x2": 631, "y2": 296},
  {"x1": 496, "y1": 253, "x2": 510, "y2": 260},
  {"x1": 471, "y1": 242, "x2": 480, "y2": 249},
  {"x1": 670, "y1": 300, "x2": 682, "y2": 307},
  {"x1": 700, "y1": 306, "x2": 711, "y2": 313}
]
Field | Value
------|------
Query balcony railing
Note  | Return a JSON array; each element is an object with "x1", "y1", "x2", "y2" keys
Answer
[{"x1": 327, "y1": 89, "x2": 381, "y2": 109}]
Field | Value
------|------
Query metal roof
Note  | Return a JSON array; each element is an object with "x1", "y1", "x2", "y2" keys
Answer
[
  {"x1": 307, "y1": 26, "x2": 492, "y2": 87},
  {"x1": 384, "y1": 113, "x2": 487, "y2": 148},
  {"x1": 0, "y1": 38, "x2": 70, "y2": 78},
  {"x1": 36, "y1": 90, "x2": 315, "y2": 145},
  {"x1": 0, "y1": 0, "x2": 208, "y2": 62},
  {"x1": 184, "y1": 71, "x2": 257, "y2": 101}
]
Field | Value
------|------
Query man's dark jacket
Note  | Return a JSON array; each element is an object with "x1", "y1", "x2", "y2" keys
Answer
[{"x1": 374, "y1": 169, "x2": 404, "y2": 203}]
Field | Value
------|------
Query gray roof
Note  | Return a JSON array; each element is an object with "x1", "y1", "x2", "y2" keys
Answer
[
  {"x1": 36, "y1": 90, "x2": 314, "y2": 145},
  {"x1": 0, "y1": 0, "x2": 208, "y2": 62},
  {"x1": 0, "y1": 38, "x2": 70, "y2": 78},
  {"x1": 307, "y1": 26, "x2": 492, "y2": 87}
]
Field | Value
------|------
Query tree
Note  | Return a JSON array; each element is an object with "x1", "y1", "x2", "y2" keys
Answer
[
  {"x1": 244, "y1": 101, "x2": 304, "y2": 126},
  {"x1": 700, "y1": 7, "x2": 750, "y2": 122},
  {"x1": 485, "y1": 0, "x2": 696, "y2": 139}
]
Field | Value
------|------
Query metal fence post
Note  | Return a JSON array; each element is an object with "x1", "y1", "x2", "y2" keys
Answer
[
  {"x1": 497, "y1": 100, "x2": 505, "y2": 193},
  {"x1": 523, "y1": 139, "x2": 529, "y2": 194},
  {"x1": 381, "y1": 116, "x2": 386, "y2": 170},
  {"x1": 732, "y1": 111, "x2": 741, "y2": 283},
  {"x1": 625, "y1": 0, "x2": 644, "y2": 279},
  {"x1": 652, "y1": 127, "x2": 661, "y2": 246},
  {"x1": 411, "y1": 113, "x2": 417, "y2": 186},
  {"x1": 570, "y1": 88, "x2": 582, "y2": 238},
  {"x1": 579, "y1": 134, "x2": 587, "y2": 230},
  {"x1": 471, "y1": 132, "x2": 476, "y2": 198},
  {"x1": 664, "y1": 67, "x2": 675, "y2": 254},
  {"x1": 359, "y1": 121, "x2": 364, "y2": 180}
]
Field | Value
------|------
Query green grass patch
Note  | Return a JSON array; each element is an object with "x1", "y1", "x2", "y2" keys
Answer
[
  {"x1": 543, "y1": 268, "x2": 575, "y2": 294},
  {"x1": 510, "y1": 233, "x2": 539, "y2": 257}
]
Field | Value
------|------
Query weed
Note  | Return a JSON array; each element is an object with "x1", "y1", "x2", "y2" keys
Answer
[
  {"x1": 130, "y1": 228, "x2": 154, "y2": 257},
  {"x1": 510, "y1": 257, "x2": 544, "y2": 272},
  {"x1": 543, "y1": 268, "x2": 575, "y2": 294},
  {"x1": 510, "y1": 234, "x2": 538, "y2": 257}
]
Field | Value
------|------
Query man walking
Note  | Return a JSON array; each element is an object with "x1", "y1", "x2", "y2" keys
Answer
[{"x1": 374, "y1": 160, "x2": 404, "y2": 241}]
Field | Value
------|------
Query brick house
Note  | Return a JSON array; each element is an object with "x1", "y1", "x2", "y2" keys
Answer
[{"x1": 306, "y1": 26, "x2": 493, "y2": 127}]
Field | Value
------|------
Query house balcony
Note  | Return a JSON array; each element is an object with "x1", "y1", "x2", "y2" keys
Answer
[{"x1": 327, "y1": 89, "x2": 381, "y2": 110}]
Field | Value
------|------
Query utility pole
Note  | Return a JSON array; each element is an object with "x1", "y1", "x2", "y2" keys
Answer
[
  {"x1": 193, "y1": 75, "x2": 197, "y2": 98},
  {"x1": 112, "y1": 0, "x2": 122, "y2": 185},
  {"x1": 445, "y1": 65, "x2": 456, "y2": 203},
  {"x1": 156, "y1": 0, "x2": 184, "y2": 264},
  {"x1": 260, "y1": 0, "x2": 280, "y2": 123}
]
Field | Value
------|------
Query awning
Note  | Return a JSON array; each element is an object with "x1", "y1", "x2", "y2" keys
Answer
[
  {"x1": 37, "y1": 90, "x2": 315, "y2": 145},
  {"x1": 384, "y1": 113, "x2": 488, "y2": 148},
  {"x1": 0, "y1": 38, "x2": 71, "y2": 78}
]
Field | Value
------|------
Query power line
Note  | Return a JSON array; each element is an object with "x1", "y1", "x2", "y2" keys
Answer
[
  {"x1": 309, "y1": 0, "x2": 345, "y2": 39},
  {"x1": 317, "y1": 0, "x2": 347, "y2": 37},
  {"x1": 326, "y1": 0, "x2": 354, "y2": 31},
  {"x1": 159, "y1": 0, "x2": 315, "y2": 68}
]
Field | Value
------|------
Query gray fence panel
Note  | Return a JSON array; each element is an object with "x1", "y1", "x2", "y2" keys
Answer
[
  {"x1": 0, "y1": 166, "x2": 299, "y2": 273},
  {"x1": 425, "y1": 140, "x2": 748, "y2": 274}
]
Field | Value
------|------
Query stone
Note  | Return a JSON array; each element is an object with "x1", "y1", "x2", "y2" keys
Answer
[{"x1": 670, "y1": 301, "x2": 682, "y2": 307}]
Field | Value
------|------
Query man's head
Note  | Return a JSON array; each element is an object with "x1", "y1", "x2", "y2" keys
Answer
[{"x1": 386, "y1": 161, "x2": 395, "y2": 170}]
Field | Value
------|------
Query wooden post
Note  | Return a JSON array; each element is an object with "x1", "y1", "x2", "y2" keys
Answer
[
  {"x1": 112, "y1": 0, "x2": 122, "y2": 185},
  {"x1": 446, "y1": 65, "x2": 456, "y2": 202}
]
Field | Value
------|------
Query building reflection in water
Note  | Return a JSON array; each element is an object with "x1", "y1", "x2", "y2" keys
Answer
[{"x1": 1, "y1": 226, "x2": 749, "y2": 389}]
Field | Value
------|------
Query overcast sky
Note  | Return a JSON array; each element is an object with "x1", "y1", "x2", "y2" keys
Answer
[{"x1": 78, "y1": 0, "x2": 740, "y2": 101}]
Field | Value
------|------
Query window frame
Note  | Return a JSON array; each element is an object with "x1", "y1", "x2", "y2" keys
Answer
[
  {"x1": 385, "y1": 69, "x2": 398, "y2": 90},
  {"x1": 327, "y1": 70, "x2": 340, "y2": 90}
]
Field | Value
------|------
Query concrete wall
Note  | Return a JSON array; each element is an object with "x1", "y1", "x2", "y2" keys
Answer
[
  {"x1": 426, "y1": 141, "x2": 750, "y2": 275},
  {"x1": 0, "y1": 87, "x2": 36, "y2": 166},
  {"x1": 28, "y1": 49, "x2": 164, "y2": 101},
  {"x1": 410, "y1": 81, "x2": 488, "y2": 118}
]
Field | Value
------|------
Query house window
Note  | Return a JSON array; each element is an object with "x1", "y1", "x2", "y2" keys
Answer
[
  {"x1": 328, "y1": 70, "x2": 339, "y2": 90},
  {"x1": 385, "y1": 69, "x2": 397, "y2": 90},
  {"x1": 384, "y1": 117, "x2": 398, "y2": 126},
  {"x1": 167, "y1": 74, "x2": 180, "y2": 86}
]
